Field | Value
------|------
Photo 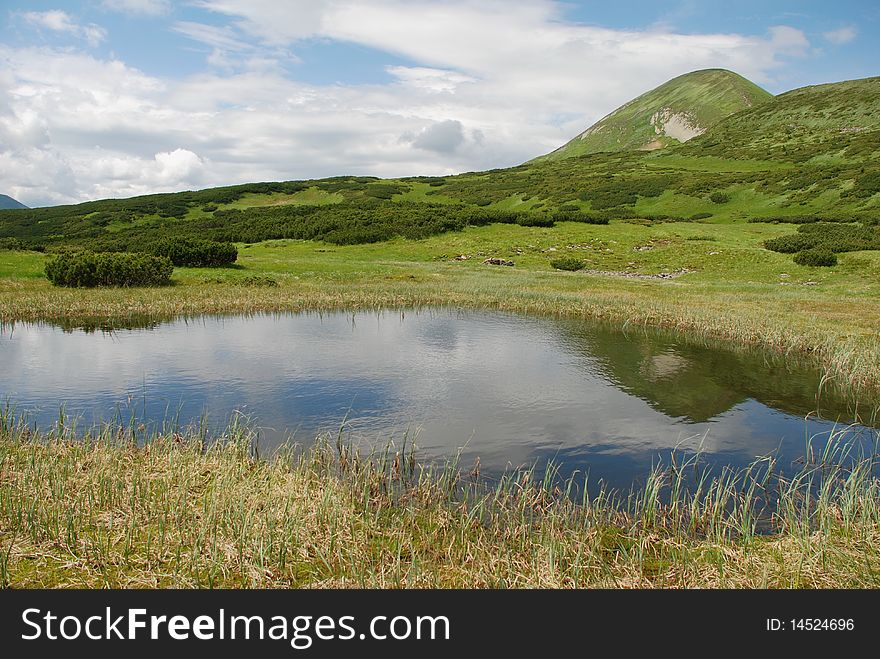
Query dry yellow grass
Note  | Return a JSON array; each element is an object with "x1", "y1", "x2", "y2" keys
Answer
[{"x1": 2, "y1": 415, "x2": 879, "y2": 589}]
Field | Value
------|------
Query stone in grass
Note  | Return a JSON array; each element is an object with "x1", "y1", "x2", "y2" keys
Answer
[{"x1": 483, "y1": 257, "x2": 515, "y2": 266}]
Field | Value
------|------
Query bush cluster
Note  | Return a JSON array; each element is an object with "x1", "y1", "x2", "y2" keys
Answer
[
  {"x1": 148, "y1": 238, "x2": 238, "y2": 267},
  {"x1": 550, "y1": 256, "x2": 586, "y2": 271},
  {"x1": 45, "y1": 251, "x2": 173, "y2": 287},
  {"x1": 764, "y1": 223, "x2": 880, "y2": 254},
  {"x1": 793, "y1": 249, "x2": 837, "y2": 267},
  {"x1": 842, "y1": 171, "x2": 880, "y2": 198},
  {"x1": 0, "y1": 237, "x2": 27, "y2": 250},
  {"x1": 551, "y1": 211, "x2": 610, "y2": 225}
]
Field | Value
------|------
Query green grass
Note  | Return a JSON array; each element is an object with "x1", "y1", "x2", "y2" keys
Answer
[
  {"x1": 223, "y1": 187, "x2": 344, "y2": 209},
  {"x1": 1, "y1": 411, "x2": 878, "y2": 588}
]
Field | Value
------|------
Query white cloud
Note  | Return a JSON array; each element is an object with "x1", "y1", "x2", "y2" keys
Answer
[
  {"x1": 2, "y1": 2, "x2": 816, "y2": 206},
  {"x1": 767, "y1": 25, "x2": 809, "y2": 56},
  {"x1": 101, "y1": 0, "x2": 171, "y2": 16},
  {"x1": 387, "y1": 66, "x2": 476, "y2": 93},
  {"x1": 193, "y1": 0, "x2": 328, "y2": 43},
  {"x1": 173, "y1": 21, "x2": 251, "y2": 51},
  {"x1": 21, "y1": 10, "x2": 107, "y2": 47},
  {"x1": 823, "y1": 26, "x2": 857, "y2": 45}
]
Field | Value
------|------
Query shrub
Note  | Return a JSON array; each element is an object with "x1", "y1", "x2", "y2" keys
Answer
[
  {"x1": 552, "y1": 211, "x2": 610, "y2": 225},
  {"x1": 45, "y1": 251, "x2": 173, "y2": 287},
  {"x1": 709, "y1": 192, "x2": 730, "y2": 204},
  {"x1": 843, "y1": 171, "x2": 880, "y2": 198},
  {"x1": 516, "y1": 214, "x2": 555, "y2": 227},
  {"x1": 149, "y1": 238, "x2": 238, "y2": 267},
  {"x1": 763, "y1": 234, "x2": 815, "y2": 253},
  {"x1": 793, "y1": 249, "x2": 837, "y2": 267},
  {"x1": 237, "y1": 275, "x2": 278, "y2": 286},
  {"x1": 550, "y1": 256, "x2": 586, "y2": 271},
  {"x1": 689, "y1": 212, "x2": 713, "y2": 220},
  {"x1": 765, "y1": 223, "x2": 880, "y2": 254},
  {"x1": 0, "y1": 237, "x2": 26, "y2": 250},
  {"x1": 363, "y1": 184, "x2": 405, "y2": 200}
]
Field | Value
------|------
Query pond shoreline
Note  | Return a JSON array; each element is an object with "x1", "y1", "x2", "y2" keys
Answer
[
  {"x1": 2, "y1": 275, "x2": 880, "y2": 396},
  {"x1": 4, "y1": 308, "x2": 877, "y2": 493},
  {"x1": 1, "y1": 414, "x2": 878, "y2": 588}
]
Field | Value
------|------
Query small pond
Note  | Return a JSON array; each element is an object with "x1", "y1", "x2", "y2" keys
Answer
[{"x1": 1, "y1": 310, "x2": 877, "y2": 491}]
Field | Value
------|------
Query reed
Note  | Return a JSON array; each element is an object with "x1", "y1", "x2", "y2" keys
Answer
[{"x1": 1, "y1": 409, "x2": 878, "y2": 588}]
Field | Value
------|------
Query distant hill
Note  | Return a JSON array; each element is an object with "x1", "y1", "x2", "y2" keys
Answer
[
  {"x1": 678, "y1": 75, "x2": 880, "y2": 163},
  {"x1": 1, "y1": 71, "x2": 879, "y2": 251},
  {"x1": 0, "y1": 195, "x2": 27, "y2": 210},
  {"x1": 537, "y1": 69, "x2": 772, "y2": 161}
]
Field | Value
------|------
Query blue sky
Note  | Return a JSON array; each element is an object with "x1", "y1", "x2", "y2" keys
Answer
[{"x1": 1, "y1": 0, "x2": 877, "y2": 206}]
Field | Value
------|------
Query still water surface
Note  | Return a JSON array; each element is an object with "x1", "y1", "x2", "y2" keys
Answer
[{"x1": 1, "y1": 310, "x2": 876, "y2": 490}]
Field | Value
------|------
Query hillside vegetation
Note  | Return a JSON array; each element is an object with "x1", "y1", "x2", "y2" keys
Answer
[
  {"x1": 1, "y1": 73, "x2": 878, "y2": 257},
  {"x1": 537, "y1": 68, "x2": 773, "y2": 160}
]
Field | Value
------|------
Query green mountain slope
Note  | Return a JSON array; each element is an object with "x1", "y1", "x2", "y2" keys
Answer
[
  {"x1": 2, "y1": 72, "x2": 880, "y2": 253},
  {"x1": 679, "y1": 75, "x2": 880, "y2": 163},
  {"x1": 0, "y1": 195, "x2": 27, "y2": 210},
  {"x1": 537, "y1": 69, "x2": 772, "y2": 161}
]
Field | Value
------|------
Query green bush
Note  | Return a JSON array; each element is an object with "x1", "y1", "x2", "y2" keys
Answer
[
  {"x1": 0, "y1": 237, "x2": 26, "y2": 250},
  {"x1": 843, "y1": 171, "x2": 880, "y2": 198},
  {"x1": 45, "y1": 251, "x2": 173, "y2": 287},
  {"x1": 765, "y1": 223, "x2": 880, "y2": 254},
  {"x1": 793, "y1": 249, "x2": 837, "y2": 267},
  {"x1": 552, "y1": 211, "x2": 610, "y2": 225},
  {"x1": 709, "y1": 192, "x2": 730, "y2": 204},
  {"x1": 516, "y1": 214, "x2": 555, "y2": 227},
  {"x1": 237, "y1": 274, "x2": 278, "y2": 287},
  {"x1": 763, "y1": 234, "x2": 815, "y2": 253},
  {"x1": 149, "y1": 238, "x2": 238, "y2": 267},
  {"x1": 550, "y1": 256, "x2": 586, "y2": 271},
  {"x1": 363, "y1": 183, "x2": 406, "y2": 200}
]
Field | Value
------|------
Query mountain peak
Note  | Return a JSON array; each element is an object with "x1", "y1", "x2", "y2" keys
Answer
[
  {"x1": 0, "y1": 194, "x2": 28, "y2": 210},
  {"x1": 538, "y1": 68, "x2": 772, "y2": 161}
]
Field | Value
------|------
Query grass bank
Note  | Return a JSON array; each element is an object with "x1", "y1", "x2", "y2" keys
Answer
[{"x1": 1, "y1": 413, "x2": 879, "y2": 588}]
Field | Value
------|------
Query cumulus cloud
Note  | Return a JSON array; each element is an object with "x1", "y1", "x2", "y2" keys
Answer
[
  {"x1": 21, "y1": 10, "x2": 107, "y2": 47},
  {"x1": 102, "y1": 0, "x2": 172, "y2": 16},
  {"x1": 406, "y1": 120, "x2": 466, "y2": 154},
  {"x1": 1, "y1": 2, "x2": 818, "y2": 206},
  {"x1": 823, "y1": 26, "x2": 857, "y2": 45}
]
